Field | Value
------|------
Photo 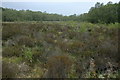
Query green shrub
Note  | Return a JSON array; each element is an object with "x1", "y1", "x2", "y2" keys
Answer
[{"x1": 23, "y1": 47, "x2": 33, "y2": 63}]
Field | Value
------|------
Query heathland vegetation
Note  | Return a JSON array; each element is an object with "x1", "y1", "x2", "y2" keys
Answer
[{"x1": 2, "y1": 1, "x2": 120, "y2": 78}]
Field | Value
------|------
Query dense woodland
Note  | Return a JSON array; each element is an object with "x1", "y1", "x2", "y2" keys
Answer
[{"x1": 2, "y1": 1, "x2": 120, "y2": 23}]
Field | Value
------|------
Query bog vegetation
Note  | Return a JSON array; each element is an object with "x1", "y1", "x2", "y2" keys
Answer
[{"x1": 2, "y1": 1, "x2": 120, "y2": 78}]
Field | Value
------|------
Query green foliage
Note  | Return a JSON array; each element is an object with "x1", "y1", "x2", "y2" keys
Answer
[
  {"x1": 2, "y1": 1, "x2": 119, "y2": 24},
  {"x1": 79, "y1": 2, "x2": 119, "y2": 24},
  {"x1": 23, "y1": 47, "x2": 33, "y2": 63},
  {"x1": 3, "y1": 57, "x2": 23, "y2": 64},
  {"x1": 2, "y1": 8, "x2": 67, "y2": 22}
]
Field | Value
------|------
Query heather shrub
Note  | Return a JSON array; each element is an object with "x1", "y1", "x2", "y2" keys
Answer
[
  {"x1": 30, "y1": 65, "x2": 44, "y2": 78},
  {"x1": 32, "y1": 46, "x2": 44, "y2": 62},
  {"x1": 2, "y1": 61, "x2": 19, "y2": 78},
  {"x1": 75, "y1": 57, "x2": 90, "y2": 78},
  {"x1": 17, "y1": 36, "x2": 35, "y2": 47},
  {"x1": 2, "y1": 22, "x2": 119, "y2": 78},
  {"x1": 43, "y1": 55, "x2": 73, "y2": 78},
  {"x1": 2, "y1": 46, "x2": 23, "y2": 57},
  {"x1": 2, "y1": 23, "x2": 22, "y2": 40}
]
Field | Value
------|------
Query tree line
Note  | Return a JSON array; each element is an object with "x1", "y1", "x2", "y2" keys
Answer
[
  {"x1": 2, "y1": 1, "x2": 120, "y2": 23},
  {"x1": 80, "y1": 1, "x2": 119, "y2": 23}
]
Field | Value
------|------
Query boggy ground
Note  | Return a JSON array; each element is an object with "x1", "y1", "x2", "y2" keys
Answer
[{"x1": 2, "y1": 21, "x2": 120, "y2": 78}]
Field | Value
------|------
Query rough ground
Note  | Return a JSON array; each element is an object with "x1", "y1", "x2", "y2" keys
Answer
[{"x1": 2, "y1": 21, "x2": 120, "y2": 78}]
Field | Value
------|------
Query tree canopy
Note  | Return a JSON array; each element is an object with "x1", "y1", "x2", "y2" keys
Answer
[{"x1": 2, "y1": 1, "x2": 119, "y2": 23}]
